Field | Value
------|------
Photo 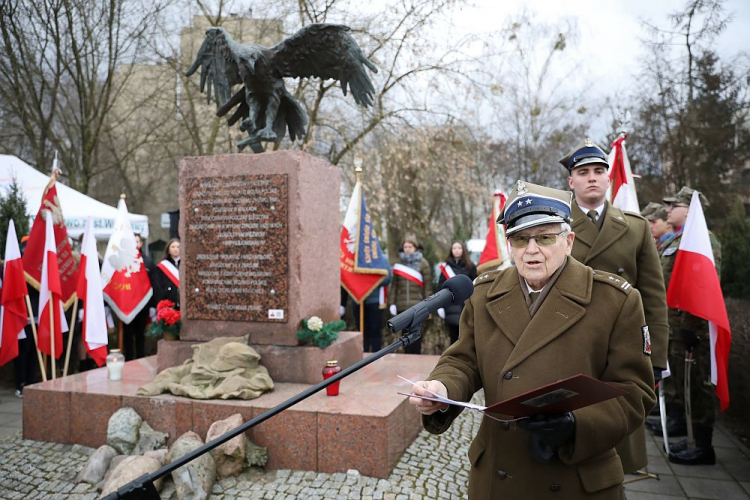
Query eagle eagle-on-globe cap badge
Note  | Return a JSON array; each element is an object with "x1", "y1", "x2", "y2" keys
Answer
[
  {"x1": 559, "y1": 137, "x2": 609, "y2": 172},
  {"x1": 498, "y1": 180, "x2": 573, "y2": 235}
]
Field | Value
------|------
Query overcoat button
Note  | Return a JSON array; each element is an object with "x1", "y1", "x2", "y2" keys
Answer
[
  {"x1": 497, "y1": 470, "x2": 507, "y2": 480},
  {"x1": 549, "y1": 483, "x2": 560, "y2": 492},
  {"x1": 503, "y1": 371, "x2": 513, "y2": 380},
  {"x1": 500, "y1": 422, "x2": 510, "y2": 430},
  {"x1": 617, "y1": 267, "x2": 625, "y2": 274}
]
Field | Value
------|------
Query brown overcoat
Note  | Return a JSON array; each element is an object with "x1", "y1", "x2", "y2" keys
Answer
[
  {"x1": 570, "y1": 201, "x2": 669, "y2": 368},
  {"x1": 570, "y1": 201, "x2": 668, "y2": 473},
  {"x1": 423, "y1": 258, "x2": 655, "y2": 500}
]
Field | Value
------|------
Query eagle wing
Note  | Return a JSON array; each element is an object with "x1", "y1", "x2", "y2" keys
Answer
[
  {"x1": 270, "y1": 24, "x2": 378, "y2": 107},
  {"x1": 185, "y1": 27, "x2": 243, "y2": 107}
]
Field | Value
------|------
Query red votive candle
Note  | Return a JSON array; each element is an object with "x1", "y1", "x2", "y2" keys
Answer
[{"x1": 323, "y1": 360, "x2": 342, "y2": 396}]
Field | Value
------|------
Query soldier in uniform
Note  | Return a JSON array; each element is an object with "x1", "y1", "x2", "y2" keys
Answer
[
  {"x1": 560, "y1": 139, "x2": 668, "y2": 473},
  {"x1": 640, "y1": 203, "x2": 673, "y2": 252},
  {"x1": 408, "y1": 181, "x2": 655, "y2": 499},
  {"x1": 657, "y1": 187, "x2": 721, "y2": 466}
]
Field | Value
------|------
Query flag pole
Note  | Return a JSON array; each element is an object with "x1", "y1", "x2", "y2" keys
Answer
[
  {"x1": 50, "y1": 295, "x2": 56, "y2": 379},
  {"x1": 24, "y1": 295, "x2": 47, "y2": 382},
  {"x1": 354, "y1": 159, "x2": 365, "y2": 336},
  {"x1": 62, "y1": 300, "x2": 79, "y2": 377},
  {"x1": 118, "y1": 320, "x2": 124, "y2": 353}
]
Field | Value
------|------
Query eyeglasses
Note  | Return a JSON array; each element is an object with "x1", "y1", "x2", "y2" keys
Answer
[{"x1": 508, "y1": 231, "x2": 565, "y2": 249}]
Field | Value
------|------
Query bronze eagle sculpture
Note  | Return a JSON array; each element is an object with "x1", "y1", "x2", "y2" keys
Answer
[{"x1": 186, "y1": 23, "x2": 378, "y2": 153}]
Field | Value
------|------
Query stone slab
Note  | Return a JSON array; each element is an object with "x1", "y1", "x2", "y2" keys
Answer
[
  {"x1": 677, "y1": 477, "x2": 750, "y2": 499},
  {"x1": 156, "y1": 331, "x2": 364, "y2": 384},
  {"x1": 179, "y1": 151, "x2": 340, "y2": 346},
  {"x1": 22, "y1": 353, "x2": 438, "y2": 478}
]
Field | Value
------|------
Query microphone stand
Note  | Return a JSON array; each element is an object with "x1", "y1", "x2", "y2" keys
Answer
[{"x1": 103, "y1": 322, "x2": 424, "y2": 500}]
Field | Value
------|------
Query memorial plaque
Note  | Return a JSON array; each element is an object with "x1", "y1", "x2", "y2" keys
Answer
[{"x1": 184, "y1": 174, "x2": 288, "y2": 322}]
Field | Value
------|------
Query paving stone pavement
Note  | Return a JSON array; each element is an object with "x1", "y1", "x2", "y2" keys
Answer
[{"x1": 1, "y1": 386, "x2": 749, "y2": 499}]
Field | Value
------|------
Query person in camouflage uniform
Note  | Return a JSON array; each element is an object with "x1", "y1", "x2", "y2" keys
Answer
[
  {"x1": 640, "y1": 203, "x2": 673, "y2": 252},
  {"x1": 657, "y1": 187, "x2": 721, "y2": 466}
]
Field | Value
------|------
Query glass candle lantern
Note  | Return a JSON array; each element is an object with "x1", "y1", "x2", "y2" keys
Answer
[
  {"x1": 106, "y1": 349, "x2": 125, "y2": 381},
  {"x1": 322, "y1": 360, "x2": 342, "y2": 396}
]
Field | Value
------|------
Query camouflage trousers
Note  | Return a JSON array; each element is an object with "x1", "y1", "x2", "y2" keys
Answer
[{"x1": 662, "y1": 331, "x2": 717, "y2": 426}]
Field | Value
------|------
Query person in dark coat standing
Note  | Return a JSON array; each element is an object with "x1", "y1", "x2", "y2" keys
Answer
[
  {"x1": 153, "y1": 238, "x2": 180, "y2": 308},
  {"x1": 121, "y1": 234, "x2": 156, "y2": 360},
  {"x1": 409, "y1": 181, "x2": 655, "y2": 499},
  {"x1": 436, "y1": 240, "x2": 477, "y2": 345}
]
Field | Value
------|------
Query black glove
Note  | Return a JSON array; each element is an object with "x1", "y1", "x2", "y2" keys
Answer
[
  {"x1": 517, "y1": 412, "x2": 576, "y2": 463},
  {"x1": 653, "y1": 367, "x2": 663, "y2": 385},
  {"x1": 680, "y1": 329, "x2": 700, "y2": 350}
]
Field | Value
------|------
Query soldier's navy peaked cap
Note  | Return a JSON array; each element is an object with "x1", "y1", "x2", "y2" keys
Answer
[
  {"x1": 498, "y1": 181, "x2": 573, "y2": 235},
  {"x1": 559, "y1": 138, "x2": 609, "y2": 172}
]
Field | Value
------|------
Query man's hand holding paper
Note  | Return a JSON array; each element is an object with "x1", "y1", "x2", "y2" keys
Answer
[{"x1": 410, "y1": 380, "x2": 449, "y2": 415}]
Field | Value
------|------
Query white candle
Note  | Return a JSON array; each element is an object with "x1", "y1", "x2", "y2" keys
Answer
[{"x1": 107, "y1": 361, "x2": 124, "y2": 381}]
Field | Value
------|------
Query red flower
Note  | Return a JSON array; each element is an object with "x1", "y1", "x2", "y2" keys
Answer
[
  {"x1": 157, "y1": 300, "x2": 175, "y2": 311},
  {"x1": 157, "y1": 308, "x2": 181, "y2": 326}
]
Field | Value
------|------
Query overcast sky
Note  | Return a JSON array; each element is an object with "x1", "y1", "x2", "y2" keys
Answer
[
  {"x1": 450, "y1": 0, "x2": 748, "y2": 76},
  {"x1": 440, "y1": 0, "x2": 750, "y2": 135}
]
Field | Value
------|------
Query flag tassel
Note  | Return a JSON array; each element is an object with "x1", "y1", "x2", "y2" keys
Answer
[
  {"x1": 62, "y1": 300, "x2": 78, "y2": 377},
  {"x1": 25, "y1": 296, "x2": 47, "y2": 382}
]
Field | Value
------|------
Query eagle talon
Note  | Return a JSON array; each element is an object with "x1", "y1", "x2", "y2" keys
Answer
[{"x1": 258, "y1": 129, "x2": 278, "y2": 141}]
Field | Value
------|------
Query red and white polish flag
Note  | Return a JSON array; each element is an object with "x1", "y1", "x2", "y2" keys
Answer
[
  {"x1": 666, "y1": 191, "x2": 731, "y2": 411},
  {"x1": 77, "y1": 218, "x2": 108, "y2": 366},
  {"x1": 37, "y1": 212, "x2": 69, "y2": 359},
  {"x1": 0, "y1": 220, "x2": 29, "y2": 366},
  {"x1": 101, "y1": 199, "x2": 153, "y2": 324},
  {"x1": 393, "y1": 263, "x2": 424, "y2": 288},
  {"x1": 478, "y1": 190, "x2": 511, "y2": 273},
  {"x1": 608, "y1": 134, "x2": 640, "y2": 213},
  {"x1": 438, "y1": 262, "x2": 456, "y2": 280}
]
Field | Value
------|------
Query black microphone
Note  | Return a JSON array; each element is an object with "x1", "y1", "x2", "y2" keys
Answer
[{"x1": 387, "y1": 274, "x2": 474, "y2": 332}]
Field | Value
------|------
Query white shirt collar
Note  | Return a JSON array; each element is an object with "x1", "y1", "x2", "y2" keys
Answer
[
  {"x1": 578, "y1": 201, "x2": 606, "y2": 218},
  {"x1": 524, "y1": 279, "x2": 546, "y2": 294}
]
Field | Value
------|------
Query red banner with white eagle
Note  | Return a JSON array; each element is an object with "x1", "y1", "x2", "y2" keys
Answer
[{"x1": 22, "y1": 183, "x2": 79, "y2": 308}]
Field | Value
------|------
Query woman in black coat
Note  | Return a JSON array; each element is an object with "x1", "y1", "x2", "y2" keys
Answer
[
  {"x1": 153, "y1": 238, "x2": 180, "y2": 308},
  {"x1": 436, "y1": 240, "x2": 477, "y2": 345}
]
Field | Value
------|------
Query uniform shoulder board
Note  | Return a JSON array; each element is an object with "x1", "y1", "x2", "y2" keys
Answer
[
  {"x1": 473, "y1": 270, "x2": 502, "y2": 286},
  {"x1": 592, "y1": 270, "x2": 633, "y2": 293},
  {"x1": 622, "y1": 210, "x2": 646, "y2": 222}
]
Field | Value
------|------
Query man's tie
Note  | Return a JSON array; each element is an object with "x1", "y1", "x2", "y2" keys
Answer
[
  {"x1": 529, "y1": 291, "x2": 541, "y2": 304},
  {"x1": 587, "y1": 210, "x2": 598, "y2": 225}
]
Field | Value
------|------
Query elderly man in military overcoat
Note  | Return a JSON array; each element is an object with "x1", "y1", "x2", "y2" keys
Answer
[
  {"x1": 409, "y1": 181, "x2": 655, "y2": 499},
  {"x1": 561, "y1": 139, "x2": 668, "y2": 473}
]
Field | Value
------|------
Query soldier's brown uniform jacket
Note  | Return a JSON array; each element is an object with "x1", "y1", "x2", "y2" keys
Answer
[
  {"x1": 423, "y1": 258, "x2": 655, "y2": 499},
  {"x1": 570, "y1": 201, "x2": 669, "y2": 368},
  {"x1": 570, "y1": 200, "x2": 668, "y2": 473}
]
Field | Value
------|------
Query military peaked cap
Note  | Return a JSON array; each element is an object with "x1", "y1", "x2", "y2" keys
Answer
[
  {"x1": 498, "y1": 180, "x2": 573, "y2": 235},
  {"x1": 559, "y1": 138, "x2": 609, "y2": 172}
]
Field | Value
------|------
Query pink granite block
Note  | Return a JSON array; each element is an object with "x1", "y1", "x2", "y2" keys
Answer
[
  {"x1": 251, "y1": 331, "x2": 362, "y2": 384},
  {"x1": 70, "y1": 392, "x2": 122, "y2": 448},
  {"x1": 317, "y1": 413, "x2": 389, "y2": 478},
  {"x1": 156, "y1": 332, "x2": 364, "y2": 385},
  {"x1": 192, "y1": 400, "x2": 257, "y2": 443},
  {"x1": 179, "y1": 151, "x2": 340, "y2": 346},
  {"x1": 251, "y1": 407, "x2": 318, "y2": 470},
  {"x1": 23, "y1": 386, "x2": 70, "y2": 444},
  {"x1": 403, "y1": 398, "x2": 423, "y2": 447},
  {"x1": 156, "y1": 339, "x2": 196, "y2": 373},
  {"x1": 122, "y1": 395, "x2": 194, "y2": 446}
]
